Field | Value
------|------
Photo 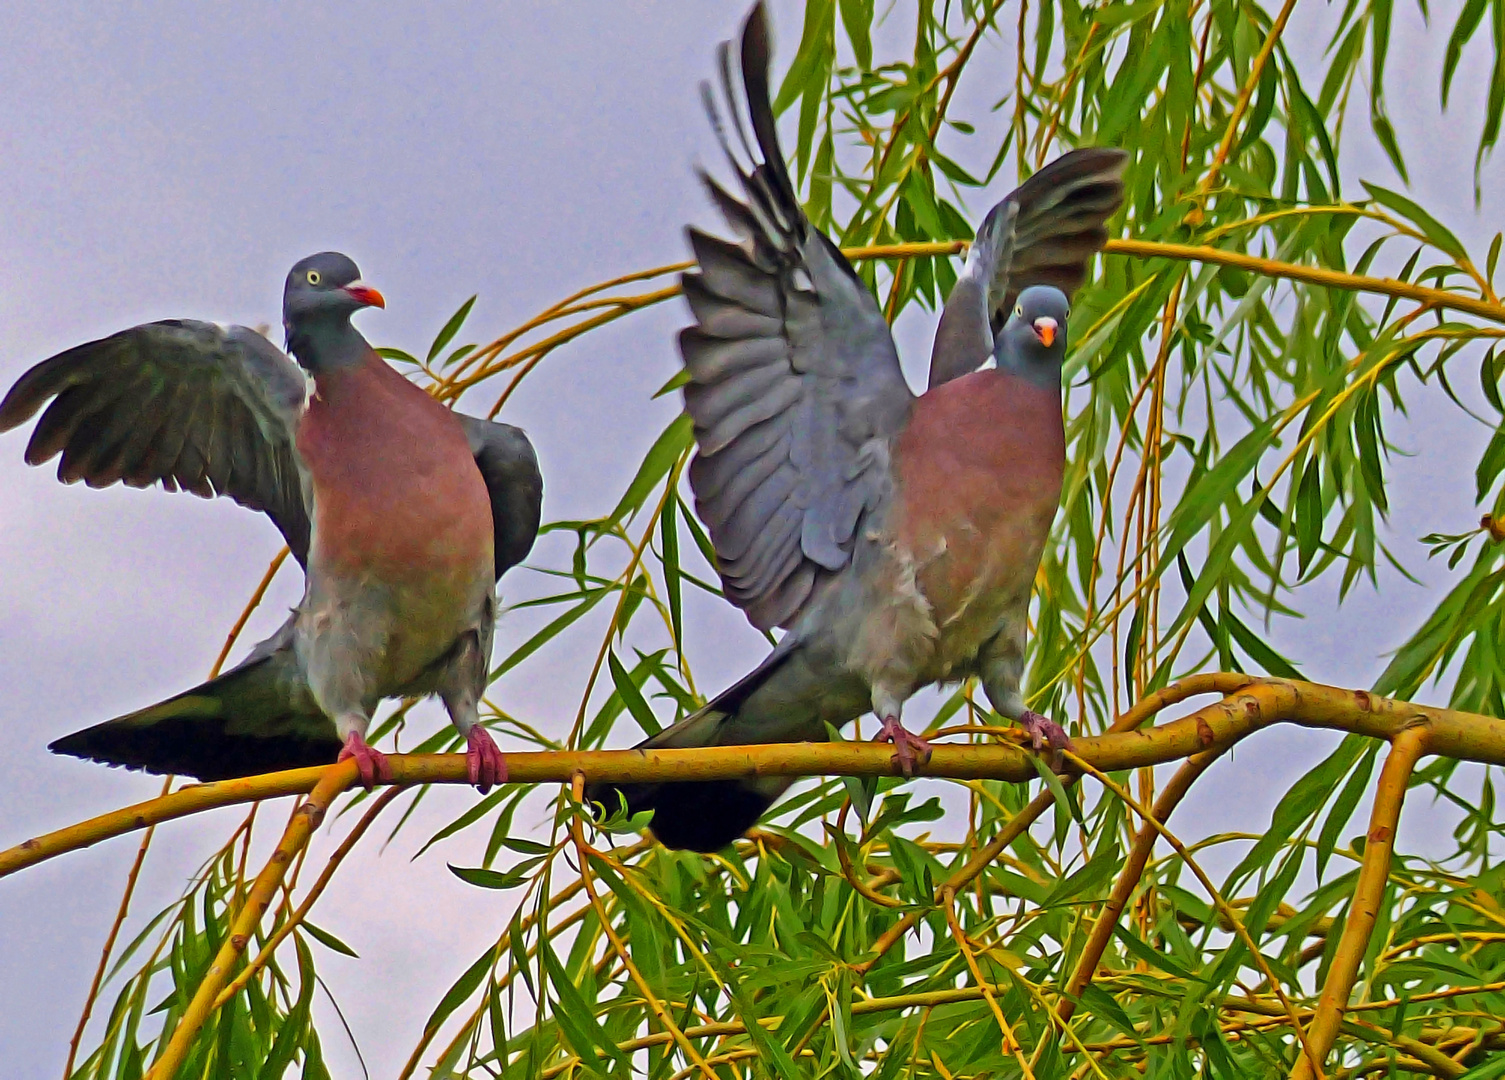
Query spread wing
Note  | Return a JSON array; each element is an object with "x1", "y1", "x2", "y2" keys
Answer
[
  {"x1": 680, "y1": 3, "x2": 914, "y2": 632},
  {"x1": 455, "y1": 414, "x2": 543, "y2": 581},
  {"x1": 928, "y1": 148, "x2": 1128, "y2": 388},
  {"x1": 0, "y1": 319, "x2": 313, "y2": 564}
]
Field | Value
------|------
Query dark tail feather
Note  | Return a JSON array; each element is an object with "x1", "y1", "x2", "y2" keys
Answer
[
  {"x1": 584, "y1": 710, "x2": 790, "y2": 853},
  {"x1": 585, "y1": 646, "x2": 801, "y2": 853},
  {"x1": 49, "y1": 654, "x2": 339, "y2": 781},
  {"x1": 624, "y1": 778, "x2": 782, "y2": 854}
]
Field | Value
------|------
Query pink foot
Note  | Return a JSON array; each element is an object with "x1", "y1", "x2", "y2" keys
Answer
[
  {"x1": 337, "y1": 731, "x2": 393, "y2": 788},
  {"x1": 1018, "y1": 709, "x2": 1072, "y2": 766},
  {"x1": 466, "y1": 726, "x2": 508, "y2": 794},
  {"x1": 875, "y1": 716, "x2": 933, "y2": 777}
]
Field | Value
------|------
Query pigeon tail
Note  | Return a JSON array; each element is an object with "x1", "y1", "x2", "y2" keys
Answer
[
  {"x1": 622, "y1": 771, "x2": 781, "y2": 854},
  {"x1": 584, "y1": 649, "x2": 801, "y2": 853},
  {"x1": 49, "y1": 652, "x2": 339, "y2": 781}
]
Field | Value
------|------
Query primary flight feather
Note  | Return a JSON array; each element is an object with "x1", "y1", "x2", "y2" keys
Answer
[{"x1": 587, "y1": 3, "x2": 1126, "y2": 852}]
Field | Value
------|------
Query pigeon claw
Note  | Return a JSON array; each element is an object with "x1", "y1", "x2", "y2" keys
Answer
[
  {"x1": 1018, "y1": 709, "x2": 1072, "y2": 769},
  {"x1": 337, "y1": 732, "x2": 393, "y2": 789},
  {"x1": 466, "y1": 726, "x2": 508, "y2": 794},
  {"x1": 875, "y1": 716, "x2": 933, "y2": 778}
]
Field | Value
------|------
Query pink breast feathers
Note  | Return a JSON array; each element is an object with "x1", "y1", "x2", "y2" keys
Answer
[
  {"x1": 891, "y1": 368, "x2": 1066, "y2": 625},
  {"x1": 296, "y1": 356, "x2": 494, "y2": 582}
]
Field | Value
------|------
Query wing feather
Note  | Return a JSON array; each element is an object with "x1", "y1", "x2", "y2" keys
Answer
[
  {"x1": 928, "y1": 147, "x2": 1129, "y2": 388},
  {"x1": 0, "y1": 320, "x2": 313, "y2": 563},
  {"x1": 453, "y1": 414, "x2": 543, "y2": 581},
  {"x1": 680, "y1": 3, "x2": 913, "y2": 631}
]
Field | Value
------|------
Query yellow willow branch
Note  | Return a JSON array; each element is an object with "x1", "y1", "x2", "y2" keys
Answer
[
  {"x1": 1060, "y1": 1013, "x2": 1460, "y2": 1077},
  {"x1": 1076, "y1": 330, "x2": 1161, "y2": 714},
  {"x1": 440, "y1": 262, "x2": 689, "y2": 392},
  {"x1": 1063, "y1": 749, "x2": 1325, "y2": 1077},
  {"x1": 68, "y1": 545, "x2": 290, "y2": 1075},
  {"x1": 470, "y1": 285, "x2": 681, "y2": 407},
  {"x1": 1035, "y1": 23, "x2": 1102, "y2": 164},
  {"x1": 395, "y1": 852, "x2": 637, "y2": 1080},
  {"x1": 1206, "y1": 203, "x2": 1494, "y2": 298},
  {"x1": 564, "y1": 447, "x2": 685, "y2": 749},
  {"x1": 942, "y1": 887, "x2": 1037, "y2": 1077},
  {"x1": 211, "y1": 786, "x2": 401, "y2": 1011},
  {"x1": 1381, "y1": 930, "x2": 1505, "y2": 960},
  {"x1": 144, "y1": 762, "x2": 357, "y2": 1080},
  {"x1": 568, "y1": 775, "x2": 716, "y2": 1080},
  {"x1": 543, "y1": 981, "x2": 1472, "y2": 1080},
  {"x1": 5, "y1": 680, "x2": 1502, "y2": 883},
  {"x1": 1061, "y1": 747, "x2": 1223, "y2": 1013},
  {"x1": 834, "y1": 801, "x2": 905, "y2": 909},
  {"x1": 1213, "y1": 999, "x2": 1467, "y2": 1078},
  {"x1": 208, "y1": 547, "x2": 290, "y2": 676},
  {"x1": 62, "y1": 776, "x2": 168, "y2": 1080},
  {"x1": 1106, "y1": 238, "x2": 1505, "y2": 323},
  {"x1": 1195, "y1": 0, "x2": 1299, "y2": 201},
  {"x1": 1291, "y1": 727, "x2": 1429, "y2": 1080},
  {"x1": 853, "y1": 666, "x2": 1226, "y2": 974},
  {"x1": 441, "y1": 231, "x2": 1505, "y2": 422},
  {"x1": 1115, "y1": 672, "x2": 1255, "y2": 728}
]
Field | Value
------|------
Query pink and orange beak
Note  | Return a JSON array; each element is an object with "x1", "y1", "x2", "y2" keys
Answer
[
  {"x1": 1032, "y1": 316, "x2": 1057, "y2": 348},
  {"x1": 343, "y1": 280, "x2": 386, "y2": 310}
]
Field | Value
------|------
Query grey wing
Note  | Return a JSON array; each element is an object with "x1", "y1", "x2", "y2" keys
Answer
[
  {"x1": 455, "y1": 414, "x2": 543, "y2": 580},
  {"x1": 928, "y1": 147, "x2": 1128, "y2": 388},
  {"x1": 0, "y1": 319, "x2": 313, "y2": 563},
  {"x1": 680, "y1": 4, "x2": 914, "y2": 632}
]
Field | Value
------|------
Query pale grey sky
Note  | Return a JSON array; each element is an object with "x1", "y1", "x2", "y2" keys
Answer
[{"x1": 0, "y1": 2, "x2": 1500, "y2": 1075}]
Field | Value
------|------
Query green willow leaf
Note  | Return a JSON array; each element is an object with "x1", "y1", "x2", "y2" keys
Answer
[{"x1": 426, "y1": 295, "x2": 476, "y2": 364}]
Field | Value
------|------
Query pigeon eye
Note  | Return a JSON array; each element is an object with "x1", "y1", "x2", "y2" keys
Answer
[
  {"x1": 306, "y1": 270, "x2": 321, "y2": 286},
  {"x1": 1014, "y1": 304, "x2": 1023, "y2": 318}
]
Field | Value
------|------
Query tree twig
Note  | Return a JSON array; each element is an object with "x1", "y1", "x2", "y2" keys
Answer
[
  {"x1": 143, "y1": 762, "x2": 357, "y2": 1079},
  {"x1": 1292, "y1": 726, "x2": 1430, "y2": 1080}
]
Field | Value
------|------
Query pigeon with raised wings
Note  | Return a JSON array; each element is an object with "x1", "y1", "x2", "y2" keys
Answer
[
  {"x1": 587, "y1": 3, "x2": 1126, "y2": 851},
  {"x1": 1, "y1": 252, "x2": 542, "y2": 790}
]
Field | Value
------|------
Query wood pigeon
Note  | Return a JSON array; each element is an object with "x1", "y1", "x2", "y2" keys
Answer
[
  {"x1": 586, "y1": 3, "x2": 1126, "y2": 851},
  {"x1": 0, "y1": 253, "x2": 543, "y2": 791}
]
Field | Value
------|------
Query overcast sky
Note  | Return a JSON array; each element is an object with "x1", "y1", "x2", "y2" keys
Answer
[{"x1": 1, "y1": 2, "x2": 1501, "y2": 1075}]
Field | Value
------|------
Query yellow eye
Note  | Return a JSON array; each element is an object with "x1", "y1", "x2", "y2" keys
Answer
[
  {"x1": 306, "y1": 270, "x2": 321, "y2": 286},
  {"x1": 1014, "y1": 304, "x2": 1023, "y2": 318}
]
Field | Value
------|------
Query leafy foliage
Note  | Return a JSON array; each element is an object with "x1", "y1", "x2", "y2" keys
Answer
[{"x1": 48, "y1": 0, "x2": 1505, "y2": 1076}]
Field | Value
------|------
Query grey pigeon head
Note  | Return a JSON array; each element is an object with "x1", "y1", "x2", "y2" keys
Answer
[
  {"x1": 282, "y1": 252, "x2": 385, "y2": 372},
  {"x1": 995, "y1": 285, "x2": 1070, "y2": 386}
]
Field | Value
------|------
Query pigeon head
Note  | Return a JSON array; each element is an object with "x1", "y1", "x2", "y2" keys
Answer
[
  {"x1": 995, "y1": 285, "x2": 1070, "y2": 387},
  {"x1": 282, "y1": 252, "x2": 385, "y2": 373}
]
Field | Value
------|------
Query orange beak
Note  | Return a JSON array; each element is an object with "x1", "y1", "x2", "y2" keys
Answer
[
  {"x1": 1033, "y1": 316, "x2": 1057, "y2": 348},
  {"x1": 343, "y1": 280, "x2": 386, "y2": 309}
]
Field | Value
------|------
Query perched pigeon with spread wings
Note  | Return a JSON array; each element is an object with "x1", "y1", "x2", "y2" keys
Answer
[
  {"x1": 1, "y1": 252, "x2": 542, "y2": 790},
  {"x1": 587, "y1": 3, "x2": 1125, "y2": 851}
]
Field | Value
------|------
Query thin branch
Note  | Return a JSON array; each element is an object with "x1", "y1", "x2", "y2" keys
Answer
[
  {"x1": 1292, "y1": 726, "x2": 1430, "y2": 1080},
  {"x1": 65, "y1": 546, "x2": 291, "y2": 1075},
  {"x1": 143, "y1": 762, "x2": 357, "y2": 1079},
  {"x1": 1061, "y1": 747, "x2": 1223, "y2": 1011},
  {"x1": 208, "y1": 547, "x2": 290, "y2": 676},
  {"x1": 1061, "y1": 749, "x2": 1325, "y2": 1077},
  {"x1": 430, "y1": 232, "x2": 1505, "y2": 427},
  {"x1": 1194, "y1": 0, "x2": 1300, "y2": 203},
  {"x1": 61, "y1": 775, "x2": 170, "y2": 1080},
  {"x1": 1105, "y1": 238, "x2": 1505, "y2": 324},
  {"x1": 942, "y1": 886, "x2": 1037, "y2": 1077},
  {"x1": 567, "y1": 774, "x2": 716, "y2": 1079},
  {"x1": 211, "y1": 787, "x2": 402, "y2": 1010}
]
